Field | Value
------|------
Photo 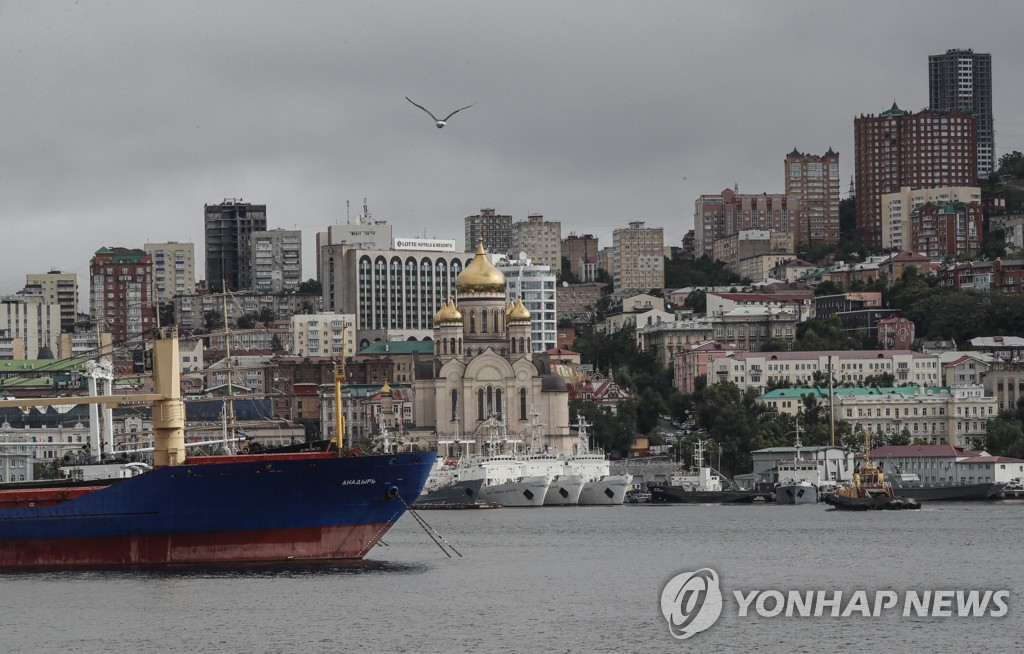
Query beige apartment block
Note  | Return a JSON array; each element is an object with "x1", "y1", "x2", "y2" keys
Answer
[
  {"x1": 611, "y1": 221, "x2": 664, "y2": 291},
  {"x1": 880, "y1": 186, "x2": 981, "y2": 251}
]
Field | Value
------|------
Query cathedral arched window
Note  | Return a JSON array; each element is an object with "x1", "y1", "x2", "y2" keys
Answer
[
  {"x1": 481, "y1": 310, "x2": 488, "y2": 333},
  {"x1": 477, "y1": 388, "x2": 485, "y2": 421},
  {"x1": 450, "y1": 338, "x2": 456, "y2": 355},
  {"x1": 441, "y1": 339, "x2": 448, "y2": 355},
  {"x1": 451, "y1": 389, "x2": 458, "y2": 421},
  {"x1": 487, "y1": 386, "x2": 493, "y2": 416},
  {"x1": 493, "y1": 309, "x2": 501, "y2": 333},
  {"x1": 469, "y1": 310, "x2": 476, "y2": 333},
  {"x1": 495, "y1": 388, "x2": 503, "y2": 419},
  {"x1": 518, "y1": 336, "x2": 525, "y2": 353},
  {"x1": 519, "y1": 388, "x2": 527, "y2": 421}
]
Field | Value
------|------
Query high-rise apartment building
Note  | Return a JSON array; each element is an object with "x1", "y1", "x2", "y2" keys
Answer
[
  {"x1": 89, "y1": 247, "x2": 155, "y2": 345},
  {"x1": 511, "y1": 214, "x2": 561, "y2": 270},
  {"x1": 24, "y1": 271, "x2": 78, "y2": 334},
  {"x1": 929, "y1": 48, "x2": 994, "y2": 178},
  {"x1": 496, "y1": 256, "x2": 557, "y2": 353},
  {"x1": 204, "y1": 198, "x2": 267, "y2": 292},
  {"x1": 784, "y1": 148, "x2": 841, "y2": 245},
  {"x1": 853, "y1": 104, "x2": 977, "y2": 249},
  {"x1": 0, "y1": 294, "x2": 60, "y2": 359},
  {"x1": 250, "y1": 229, "x2": 302, "y2": 294},
  {"x1": 693, "y1": 189, "x2": 797, "y2": 258},
  {"x1": 561, "y1": 233, "x2": 599, "y2": 282},
  {"x1": 464, "y1": 208, "x2": 512, "y2": 253},
  {"x1": 144, "y1": 242, "x2": 195, "y2": 304},
  {"x1": 610, "y1": 221, "x2": 665, "y2": 291}
]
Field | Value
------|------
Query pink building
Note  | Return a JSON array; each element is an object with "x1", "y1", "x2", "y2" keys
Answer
[{"x1": 674, "y1": 341, "x2": 741, "y2": 394}]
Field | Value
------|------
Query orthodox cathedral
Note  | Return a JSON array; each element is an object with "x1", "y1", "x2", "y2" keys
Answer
[{"x1": 413, "y1": 243, "x2": 571, "y2": 450}]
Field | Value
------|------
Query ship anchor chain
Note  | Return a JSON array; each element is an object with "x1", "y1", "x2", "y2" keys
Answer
[{"x1": 394, "y1": 492, "x2": 463, "y2": 558}]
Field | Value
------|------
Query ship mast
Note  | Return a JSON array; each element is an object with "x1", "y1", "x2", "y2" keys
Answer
[
  {"x1": 222, "y1": 291, "x2": 236, "y2": 454},
  {"x1": 333, "y1": 323, "x2": 347, "y2": 455}
]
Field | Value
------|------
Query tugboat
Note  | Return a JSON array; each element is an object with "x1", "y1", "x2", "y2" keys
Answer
[{"x1": 822, "y1": 432, "x2": 920, "y2": 511}]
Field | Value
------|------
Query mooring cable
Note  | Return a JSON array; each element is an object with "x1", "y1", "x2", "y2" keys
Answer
[{"x1": 396, "y1": 494, "x2": 463, "y2": 558}]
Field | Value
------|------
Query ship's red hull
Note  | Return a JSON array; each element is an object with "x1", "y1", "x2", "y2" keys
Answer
[{"x1": 0, "y1": 523, "x2": 390, "y2": 569}]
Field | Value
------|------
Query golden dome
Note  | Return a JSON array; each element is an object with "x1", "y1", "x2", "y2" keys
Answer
[
  {"x1": 455, "y1": 242, "x2": 506, "y2": 295},
  {"x1": 435, "y1": 298, "x2": 463, "y2": 324},
  {"x1": 505, "y1": 300, "x2": 515, "y2": 316},
  {"x1": 379, "y1": 380, "x2": 392, "y2": 396},
  {"x1": 508, "y1": 297, "x2": 531, "y2": 322}
]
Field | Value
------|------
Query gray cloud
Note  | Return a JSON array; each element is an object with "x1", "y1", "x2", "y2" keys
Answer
[{"x1": 1, "y1": 0, "x2": 1021, "y2": 295}]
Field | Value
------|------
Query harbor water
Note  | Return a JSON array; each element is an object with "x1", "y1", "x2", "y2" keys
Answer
[{"x1": 2, "y1": 501, "x2": 1022, "y2": 653}]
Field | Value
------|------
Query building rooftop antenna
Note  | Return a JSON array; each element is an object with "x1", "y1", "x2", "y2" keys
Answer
[{"x1": 361, "y1": 198, "x2": 372, "y2": 225}]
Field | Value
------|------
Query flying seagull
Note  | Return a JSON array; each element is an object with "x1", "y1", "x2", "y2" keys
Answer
[{"x1": 405, "y1": 96, "x2": 476, "y2": 128}]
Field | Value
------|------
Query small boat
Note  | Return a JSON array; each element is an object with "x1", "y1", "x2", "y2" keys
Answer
[
  {"x1": 624, "y1": 490, "x2": 651, "y2": 504},
  {"x1": 648, "y1": 439, "x2": 768, "y2": 504},
  {"x1": 822, "y1": 439, "x2": 920, "y2": 511},
  {"x1": 774, "y1": 427, "x2": 821, "y2": 505}
]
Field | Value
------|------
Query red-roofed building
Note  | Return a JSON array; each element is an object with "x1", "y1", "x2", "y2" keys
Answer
[
  {"x1": 706, "y1": 291, "x2": 814, "y2": 321},
  {"x1": 872, "y1": 444, "x2": 1024, "y2": 484},
  {"x1": 567, "y1": 373, "x2": 632, "y2": 415},
  {"x1": 542, "y1": 347, "x2": 581, "y2": 366}
]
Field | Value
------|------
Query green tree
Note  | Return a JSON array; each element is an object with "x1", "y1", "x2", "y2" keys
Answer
[
  {"x1": 270, "y1": 334, "x2": 284, "y2": 351},
  {"x1": 793, "y1": 317, "x2": 860, "y2": 351},
  {"x1": 664, "y1": 255, "x2": 742, "y2": 289},
  {"x1": 158, "y1": 302, "x2": 175, "y2": 327},
  {"x1": 204, "y1": 310, "x2": 224, "y2": 331},
  {"x1": 257, "y1": 308, "x2": 277, "y2": 324},
  {"x1": 683, "y1": 289, "x2": 707, "y2": 313},
  {"x1": 297, "y1": 278, "x2": 322, "y2": 295},
  {"x1": 813, "y1": 280, "x2": 844, "y2": 296},
  {"x1": 559, "y1": 257, "x2": 582, "y2": 284}
]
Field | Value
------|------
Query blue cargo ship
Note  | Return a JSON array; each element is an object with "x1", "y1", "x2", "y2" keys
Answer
[{"x1": 0, "y1": 328, "x2": 435, "y2": 569}]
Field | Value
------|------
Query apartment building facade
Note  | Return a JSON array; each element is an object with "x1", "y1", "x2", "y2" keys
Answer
[
  {"x1": 143, "y1": 242, "x2": 196, "y2": 304},
  {"x1": 512, "y1": 214, "x2": 561, "y2": 271},
  {"x1": 205, "y1": 198, "x2": 267, "y2": 292},
  {"x1": 784, "y1": 148, "x2": 841, "y2": 244},
  {"x1": 854, "y1": 104, "x2": 977, "y2": 249},
  {"x1": 610, "y1": 221, "x2": 664, "y2": 291}
]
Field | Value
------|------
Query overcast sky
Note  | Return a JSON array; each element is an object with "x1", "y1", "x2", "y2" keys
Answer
[{"x1": 2, "y1": 1, "x2": 1022, "y2": 297}]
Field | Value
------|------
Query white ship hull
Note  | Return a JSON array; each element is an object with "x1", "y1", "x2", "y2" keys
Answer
[
  {"x1": 543, "y1": 474, "x2": 585, "y2": 506},
  {"x1": 578, "y1": 474, "x2": 632, "y2": 505},
  {"x1": 479, "y1": 475, "x2": 551, "y2": 507}
]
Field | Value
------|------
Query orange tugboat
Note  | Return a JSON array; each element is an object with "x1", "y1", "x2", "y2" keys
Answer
[{"x1": 822, "y1": 432, "x2": 921, "y2": 511}]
